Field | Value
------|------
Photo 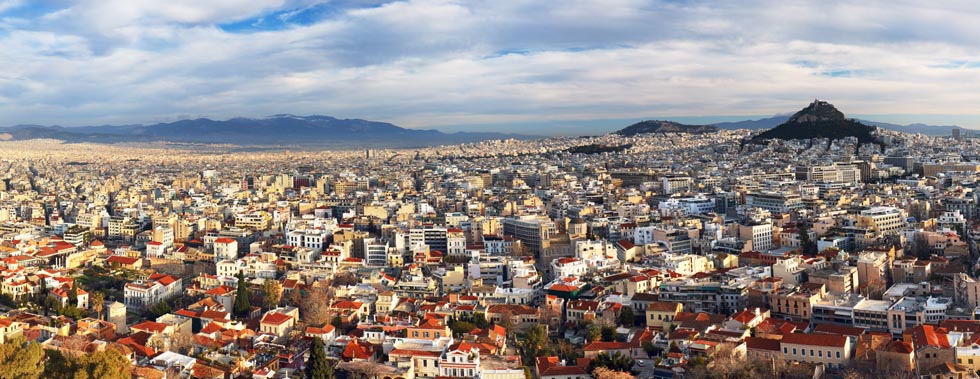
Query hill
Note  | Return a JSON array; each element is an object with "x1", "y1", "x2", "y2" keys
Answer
[
  {"x1": 614, "y1": 120, "x2": 718, "y2": 136},
  {"x1": 712, "y1": 114, "x2": 966, "y2": 136},
  {"x1": 750, "y1": 100, "x2": 879, "y2": 144},
  {"x1": 0, "y1": 115, "x2": 535, "y2": 147}
]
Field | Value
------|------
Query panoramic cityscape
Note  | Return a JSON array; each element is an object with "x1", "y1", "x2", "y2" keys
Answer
[{"x1": 4, "y1": 2, "x2": 980, "y2": 379}]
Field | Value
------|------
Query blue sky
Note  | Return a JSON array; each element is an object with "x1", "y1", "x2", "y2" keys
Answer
[{"x1": 2, "y1": 1, "x2": 980, "y2": 135}]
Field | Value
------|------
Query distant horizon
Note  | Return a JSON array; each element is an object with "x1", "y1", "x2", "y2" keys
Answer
[
  {"x1": 4, "y1": 2, "x2": 980, "y2": 135},
  {"x1": 9, "y1": 111, "x2": 978, "y2": 137}
]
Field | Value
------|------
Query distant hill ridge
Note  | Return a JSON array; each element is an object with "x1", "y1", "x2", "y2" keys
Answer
[
  {"x1": 614, "y1": 120, "x2": 719, "y2": 136},
  {"x1": 0, "y1": 115, "x2": 535, "y2": 147}
]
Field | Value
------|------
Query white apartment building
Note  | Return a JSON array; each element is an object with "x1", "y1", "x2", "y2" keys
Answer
[
  {"x1": 214, "y1": 238, "x2": 238, "y2": 262},
  {"x1": 857, "y1": 207, "x2": 905, "y2": 235},
  {"x1": 551, "y1": 257, "x2": 588, "y2": 278},
  {"x1": 124, "y1": 274, "x2": 183, "y2": 310}
]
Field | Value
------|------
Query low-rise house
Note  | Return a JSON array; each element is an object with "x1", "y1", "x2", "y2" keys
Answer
[
  {"x1": 535, "y1": 356, "x2": 592, "y2": 379},
  {"x1": 779, "y1": 332, "x2": 851, "y2": 370},
  {"x1": 646, "y1": 301, "x2": 683, "y2": 330},
  {"x1": 259, "y1": 312, "x2": 295, "y2": 337}
]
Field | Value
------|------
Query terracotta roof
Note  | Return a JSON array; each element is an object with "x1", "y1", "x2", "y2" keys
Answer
[
  {"x1": 306, "y1": 324, "x2": 336, "y2": 335},
  {"x1": 781, "y1": 332, "x2": 847, "y2": 348},
  {"x1": 880, "y1": 340, "x2": 914, "y2": 354},
  {"x1": 261, "y1": 312, "x2": 292, "y2": 325},
  {"x1": 390, "y1": 349, "x2": 442, "y2": 357},
  {"x1": 107, "y1": 256, "x2": 139, "y2": 265},
  {"x1": 908, "y1": 325, "x2": 951, "y2": 349},
  {"x1": 647, "y1": 301, "x2": 682, "y2": 312},
  {"x1": 131, "y1": 321, "x2": 168, "y2": 334},
  {"x1": 745, "y1": 336, "x2": 781, "y2": 352},
  {"x1": 342, "y1": 339, "x2": 375, "y2": 360},
  {"x1": 582, "y1": 341, "x2": 629, "y2": 351},
  {"x1": 813, "y1": 324, "x2": 865, "y2": 337}
]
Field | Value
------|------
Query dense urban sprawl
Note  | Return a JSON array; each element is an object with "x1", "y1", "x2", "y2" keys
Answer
[{"x1": 1, "y1": 126, "x2": 980, "y2": 379}]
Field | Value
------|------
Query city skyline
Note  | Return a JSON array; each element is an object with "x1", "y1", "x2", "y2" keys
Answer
[{"x1": 3, "y1": 1, "x2": 980, "y2": 134}]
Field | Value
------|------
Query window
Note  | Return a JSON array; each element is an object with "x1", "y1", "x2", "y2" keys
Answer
[
  {"x1": 810, "y1": 349, "x2": 814, "y2": 357},
  {"x1": 793, "y1": 348, "x2": 797, "y2": 355},
  {"x1": 836, "y1": 351, "x2": 841, "y2": 359},
  {"x1": 818, "y1": 351, "x2": 822, "y2": 357}
]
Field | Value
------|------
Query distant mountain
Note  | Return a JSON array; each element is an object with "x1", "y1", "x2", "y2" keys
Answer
[
  {"x1": 750, "y1": 100, "x2": 879, "y2": 144},
  {"x1": 0, "y1": 115, "x2": 536, "y2": 147},
  {"x1": 855, "y1": 120, "x2": 965, "y2": 136},
  {"x1": 614, "y1": 120, "x2": 718, "y2": 136},
  {"x1": 712, "y1": 114, "x2": 966, "y2": 136},
  {"x1": 712, "y1": 115, "x2": 789, "y2": 130}
]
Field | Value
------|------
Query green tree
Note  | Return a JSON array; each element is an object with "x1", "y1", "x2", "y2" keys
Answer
[
  {"x1": 517, "y1": 324, "x2": 550, "y2": 365},
  {"x1": 0, "y1": 337, "x2": 46, "y2": 379},
  {"x1": 261, "y1": 278, "x2": 281, "y2": 309},
  {"x1": 601, "y1": 325, "x2": 617, "y2": 342},
  {"x1": 147, "y1": 301, "x2": 172, "y2": 318},
  {"x1": 618, "y1": 307, "x2": 635, "y2": 327},
  {"x1": 60, "y1": 305, "x2": 85, "y2": 320},
  {"x1": 450, "y1": 321, "x2": 477, "y2": 336},
  {"x1": 589, "y1": 352, "x2": 635, "y2": 374},
  {"x1": 307, "y1": 337, "x2": 335, "y2": 379},
  {"x1": 91, "y1": 292, "x2": 105, "y2": 319},
  {"x1": 233, "y1": 271, "x2": 251, "y2": 317},
  {"x1": 472, "y1": 313, "x2": 489, "y2": 329},
  {"x1": 68, "y1": 348, "x2": 132, "y2": 379},
  {"x1": 586, "y1": 323, "x2": 601, "y2": 342},
  {"x1": 68, "y1": 281, "x2": 79, "y2": 307},
  {"x1": 798, "y1": 222, "x2": 817, "y2": 255},
  {"x1": 642, "y1": 341, "x2": 658, "y2": 357}
]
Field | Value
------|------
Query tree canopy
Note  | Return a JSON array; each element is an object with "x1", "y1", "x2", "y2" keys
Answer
[
  {"x1": 0, "y1": 337, "x2": 46, "y2": 379},
  {"x1": 307, "y1": 337, "x2": 335, "y2": 379},
  {"x1": 233, "y1": 271, "x2": 251, "y2": 317}
]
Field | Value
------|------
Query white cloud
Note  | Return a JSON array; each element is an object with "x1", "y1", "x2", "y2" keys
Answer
[{"x1": 2, "y1": 0, "x2": 980, "y2": 132}]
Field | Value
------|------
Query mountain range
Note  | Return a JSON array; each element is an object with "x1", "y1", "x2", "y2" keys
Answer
[{"x1": 0, "y1": 115, "x2": 535, "y2": 147}]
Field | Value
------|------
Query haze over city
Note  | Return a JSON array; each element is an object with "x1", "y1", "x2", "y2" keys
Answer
[{"x1": 3, "y1": 1, "x2": 980, "y2": 134}]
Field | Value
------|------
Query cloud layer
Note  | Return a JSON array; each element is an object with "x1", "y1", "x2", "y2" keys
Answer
[{"x1": 2, "y1": 0, "x2": 980, "y2": 133}]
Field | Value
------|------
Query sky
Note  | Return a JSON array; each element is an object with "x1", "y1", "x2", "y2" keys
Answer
[{"x1": 3, "y1": 1, "x2": 980, "y2": 135}]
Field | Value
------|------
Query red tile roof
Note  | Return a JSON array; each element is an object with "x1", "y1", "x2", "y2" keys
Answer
[
  {"x1": 781, "y1": 332, "x2": 847, "y2": 348},
  {"x1": 261, "y1": 312, "x2": 292, "y2": 326},
  {"x1": 745, "y1": 336, "x2": 781, "y2": 352},
  {"x1": 582, "y1": 341, "x2": 629, "y2": 351}
]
